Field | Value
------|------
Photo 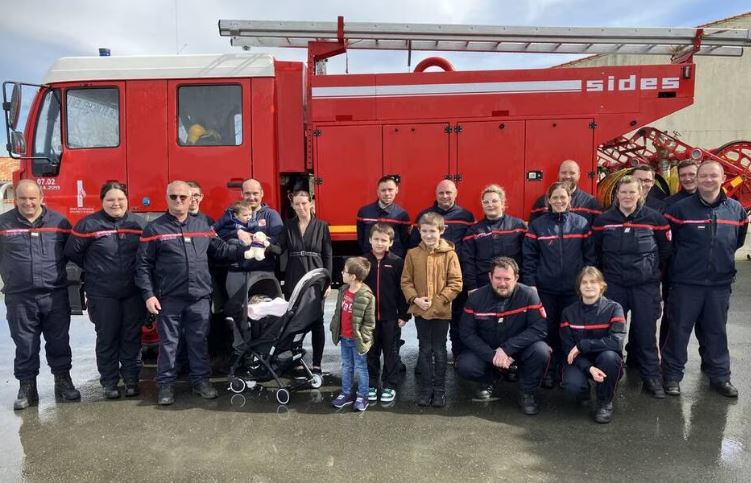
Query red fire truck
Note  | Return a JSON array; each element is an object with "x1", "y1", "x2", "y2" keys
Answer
[{"x1": 4, "y1": 18, "x2": 750, "y2": 243}]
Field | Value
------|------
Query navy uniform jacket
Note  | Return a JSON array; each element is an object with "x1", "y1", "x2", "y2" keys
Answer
[
  {"x1": 664, "y1": 192, "x2": 748, "y2": 286},
  {"x1": 65, "y1": 210, "x2": 146, "y2": 299},
  {"x1": 135, "y1": 212, "x2": 245, "y2": 301},
  {"x1": 460, "y1": 283, "x2": 547, "y2": 362},
  {"x1": 522, "y1": 211, "x2": 595, "y2": 294},
  {"x1": 409, "y1": 202, "x2": 475, "y2": 251},
  {"x1": 0, "y1": 207, "x2": 71, "y2": 295},
  {"x1": 356, "y1": 201, "x2": 411, "y2": 258},
  {"x1": 560, "y1": 297, "x2": 626, "y2": 372},
  {"x1": 591, "y1": 204, "x2": 671, "y2": 287},
  {"x1": 529, "y1": 189, "x2": 602, "y2": 225},
  {"x1": 461, "y1": 215, "x2": 527, "y2": 291}
]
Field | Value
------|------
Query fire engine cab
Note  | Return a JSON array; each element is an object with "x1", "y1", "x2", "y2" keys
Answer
[{"x1": 4, "y1": 18, "x2": 751, "y2": 246}]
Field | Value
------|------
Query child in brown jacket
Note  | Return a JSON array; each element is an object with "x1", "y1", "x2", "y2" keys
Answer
[{"x1": 401, "y1": 213, "x2": 463, "y2": 408}]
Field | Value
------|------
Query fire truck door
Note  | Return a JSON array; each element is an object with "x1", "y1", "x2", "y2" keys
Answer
[
  {"x1": 455, "y1": 120, "x2": 525, "y2": 220},
  {"x1": 167, "y1": 79, "x2": 252, "y2": 218},
  {"x1": 313, "y1": 124, "x2": 383, "y2": 241},
  {"x1": 382, "y1": 123, "x2": 451, "y2": 221},
  {"x1": 523, "y1": 119, "x2": 596, "y2": 218}
]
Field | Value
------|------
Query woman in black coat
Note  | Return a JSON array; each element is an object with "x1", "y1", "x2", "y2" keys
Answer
[{"x1": 277, "y1": 190, "x2": 333, "y2": 373}]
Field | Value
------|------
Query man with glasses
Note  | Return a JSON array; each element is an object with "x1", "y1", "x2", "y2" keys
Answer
[
  {"x1": 186, "y1": 181, "x2": 214, "y2": 225},
  {"x1": 136, "y1": 181, "x2": 252, "y2": 405},
  {"x1": 632, "y1": 164, "x2": 666, "y2": 212}
]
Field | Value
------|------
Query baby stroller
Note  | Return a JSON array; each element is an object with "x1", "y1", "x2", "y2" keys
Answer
[{"x1": 227, "y1": 268, "x2": 331, "y2": 405}]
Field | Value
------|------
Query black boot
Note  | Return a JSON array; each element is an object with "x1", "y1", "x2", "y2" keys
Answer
[
  {"x1": 431, "y1": 389, "x2": 446, "y2": 408},
  {"x1": 54, "y1": 373, "x2": 81, "y2": 401},
  {"x1": 158, "y1": 384, "x2": 175, "y2": 406},
  {"x1": 14, "y1": 379, "x2": 39, "y2": 410},
  {"x1": 416, "y1": 389, "x2": 433, "y2": 407},
  {"x1": 103, "y1": 384, "x2": 121, "y2": 400},
  {"x1": 124, "y1": 380, "x2": 140, "y2": 398}
]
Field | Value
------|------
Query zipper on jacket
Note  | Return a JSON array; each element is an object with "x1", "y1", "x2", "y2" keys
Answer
[
  {"x1": 376, "y1": 258, "x2": 382, "y2": 320},
  {"x1": 707, "y1": 206, "x2": 717, "y2": 281}
]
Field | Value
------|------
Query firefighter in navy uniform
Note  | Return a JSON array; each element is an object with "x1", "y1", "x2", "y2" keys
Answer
[
  {"x1": 529, "y1": 160, "x2": 601, "y2": 224},
  {"x1": 661, "y1": 160, "x2": 748, "y2": 398},
  {"x1": 560, "y1": 266, "x2": 626, "y2": 424},
  {"x1": 660, "y1": 160, "x2": 700, "y2": 350},
  {"x1": 457, "y1": 257, "x2": 551, "y2": 416},
  {"x1": 591, "y1": 175, "x2": 671, "y2": 399},
  {"x1": 462, "y1": 184, "x2": 526, "y2": 292},
  {"x1": 356, "y1": 175, "x2": 411, "y2": 258},
  {"x1": 522, "y1": 181, "x2": 596, "y2": 388},
  {"x1": 64, "y1": 182, "x2": 147, "y2": 399},
  {"x1": 632, "y1": 164, "x2": 667, "y2": 212},
  {"x1": 0, "y1": 180, "x2": 80, "y2": 410},
  {"x1": 135, "y1": 181, "x2": 252, "y2": 406}
]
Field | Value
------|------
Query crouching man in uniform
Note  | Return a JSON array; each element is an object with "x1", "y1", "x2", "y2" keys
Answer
[
  {"x1": 456, "y1": 256, "x2": 551, "y2": 415},
  {"x1": 136, "y1": 181, "x2": 253, "y2": 405},
  {"x1": 0, "y1": 180, "x2": 80, "y2": 409}
]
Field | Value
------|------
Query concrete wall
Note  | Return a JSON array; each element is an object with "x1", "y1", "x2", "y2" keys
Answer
[{"x1": 556, "y1": 13, "x2": 751, "y2": 149}]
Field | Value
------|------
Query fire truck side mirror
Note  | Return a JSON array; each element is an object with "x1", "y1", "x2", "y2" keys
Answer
[{"x1": 6, "y1": 82, "x2": 22, "y2": 130}]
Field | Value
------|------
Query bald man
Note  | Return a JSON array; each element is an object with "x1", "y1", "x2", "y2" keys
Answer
[
  {"x1": 529, "y1": 160, "x2": 601, "y2": 224},
  {"x1": 0, "y1": 180, "x2": 80, "y2": 409},
  {"x1": 409, "y1": 179, "x2": 475, "y2": 360},
  {"x1": 136, "y1": 181, "x2": 252, "y2": 405}
]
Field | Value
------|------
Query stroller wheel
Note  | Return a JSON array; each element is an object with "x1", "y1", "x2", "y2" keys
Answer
[
  {"x1": 310, "y1": 373, "x2": 323, "y2": 389},
  {"x1": 276, "y1": 388, "x2": 291, "y2": 405},
  {"x1": 228, "y1": 377, "x2": 247, "y2": 394}
]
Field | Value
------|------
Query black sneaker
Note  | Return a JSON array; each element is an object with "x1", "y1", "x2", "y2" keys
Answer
[
  {"x1": 473, "y1": 384, "x2": 495, "y2": 401},
  {"x1": 594, "y1": 401, "x2": 614, "y2": 424},
  {"x1": 541, "y1": 373, "x2": 554, "y2": 389},
  {"x1": 643, "y1": 379, "x2": 666, "y2": 399},
  {"x1": 519, "y1": 393, "x2": 540, "y2": 416},
  {"x1": 663, "y1": 380, "x2": 681, "y2": 396},
  {"x1": 710, "y1": 381, "x2": 739, "y2": 398}
]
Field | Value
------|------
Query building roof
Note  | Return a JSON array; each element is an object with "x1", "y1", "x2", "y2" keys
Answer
[
  {"x1": 0, "y1": 157, "x2": 19, "y2": 183},
  {"x1": 43, "y1": 53, "x2": 275, "y2": 84},
  {"x1": 553, "y1": 10, "x2": 751, "y2": 68}
]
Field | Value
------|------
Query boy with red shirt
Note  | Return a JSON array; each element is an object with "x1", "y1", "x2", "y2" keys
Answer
[{"x1": 330, "y1": 257, "x2": 376, "y2": 411}]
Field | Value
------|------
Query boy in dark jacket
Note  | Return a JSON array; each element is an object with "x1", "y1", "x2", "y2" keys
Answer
[{"x1": 364, "y1": 223, "x2": 409, "y2": 404}]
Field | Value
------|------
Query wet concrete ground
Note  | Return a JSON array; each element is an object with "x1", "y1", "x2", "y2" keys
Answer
[{"x1": 1, "y1": 264, "x2": 750, "y2": 482}]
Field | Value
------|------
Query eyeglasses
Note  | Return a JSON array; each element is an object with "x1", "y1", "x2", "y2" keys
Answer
[
  {"x1": 191, "y1": 193, "x2": 202, "y2": 199},
  {"x1": 168, "y1": 194, "x2": 189, "y2": 201},
  {"x1": 341, "y1": 270, "x2": 350, "y2": 275}
]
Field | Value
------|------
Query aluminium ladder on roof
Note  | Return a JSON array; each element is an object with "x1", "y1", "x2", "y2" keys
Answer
[{"x1": 218, "y1": 19, "x2": 751, "y2": 57}]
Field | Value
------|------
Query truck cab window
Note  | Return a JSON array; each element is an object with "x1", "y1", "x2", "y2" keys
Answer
[
  {"x1": 66, "y1": 88, "x2": 120, "y2": 148},
  {"x1": 177, "y1": 85, "x2": 242, "y2": 146},
  {"x1": 33, "y1": 89, "x2": 62, "y2": 159}
]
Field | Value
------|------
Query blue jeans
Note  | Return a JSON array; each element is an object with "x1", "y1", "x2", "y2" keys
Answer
[{"x1": 339, "y1": 337, "x2": 369, "y2": 398}]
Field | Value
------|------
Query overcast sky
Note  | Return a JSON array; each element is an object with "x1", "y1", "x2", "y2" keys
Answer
[{"x1": 2, "y1": 0, "x2": 749, "y2": 153}]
